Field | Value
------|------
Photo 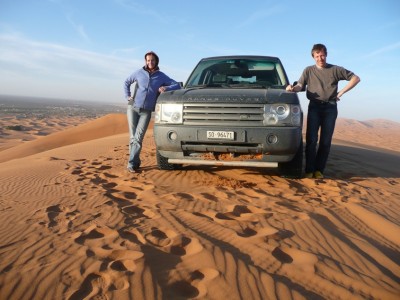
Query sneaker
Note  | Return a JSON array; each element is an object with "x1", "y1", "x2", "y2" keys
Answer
[
  {"x1": 314, "y1": 171, "x2": 324, "y2": 179},
  {"x1": 127, "y1": 166, "x2": 136, "y2": 173},
  {"x1": 304, "y1": 172, "x2": 313, "y2": 178}
]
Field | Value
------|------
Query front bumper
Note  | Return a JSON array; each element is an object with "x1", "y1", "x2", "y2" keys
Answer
[{"x1": 154, "y1": 125, "x2": 302, "y2": 163}]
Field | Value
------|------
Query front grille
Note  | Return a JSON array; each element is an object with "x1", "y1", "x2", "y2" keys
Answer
[{"x1": 183, "y1": 103, "x2": 264, "y2": 126}]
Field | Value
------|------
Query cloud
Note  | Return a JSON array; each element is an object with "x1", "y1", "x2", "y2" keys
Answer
[
  {"x1": 111, "y1": 47, "x2": 141, "y2": 57},
  {"x1": 0, "y1": 32, "x2": 141, "y2": 101},
  {"x1": 0, "y1": 32, "x2": 190, "y2": 101},
  {"x1": 0, "y1": 33, "x2": 139, "y2": 81},
  {"x1": 0, "y1": 32, "x2": 189, "y2": 81},
  {"x1": 66, "y1": 15, "x2": 90, "y2": 43},
  {"x1": 113, "y1": 0, "x2": 169, "y2": 23},
  {"x1": 236, "y1": 5, "x2": 285, "y2": 29},
  {"x1": 362, "y1": 41, "x2": 400, "y2": 58}
]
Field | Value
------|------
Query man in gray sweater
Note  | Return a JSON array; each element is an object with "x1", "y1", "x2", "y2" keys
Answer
[{"x1": 286, "y1": 44, "x2": 360, "y2": 179}]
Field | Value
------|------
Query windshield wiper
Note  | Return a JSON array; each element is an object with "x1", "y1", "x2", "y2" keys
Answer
[{"x1": 188, "y1": 83, "x2": 226, "y2": 88}]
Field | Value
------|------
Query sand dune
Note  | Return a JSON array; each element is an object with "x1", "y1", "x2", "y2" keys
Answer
[
  {"x1": 333, "y1": 118, "x2": 400, "y2": 153},
  {"x1": 0, "y1": 114, "x2": 399, "y2": 300},
  {"x1": 0, "y1": 114, "x2": 128, "y2": 163}
]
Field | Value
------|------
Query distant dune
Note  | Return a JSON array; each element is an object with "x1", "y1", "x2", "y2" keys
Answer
[
  {"x1": 333, "y1": 118, "x2": 400, "y2": 153},
  {"x1": 1, "y1": 113, "x2": 398, "y2": 163},
  {"x1": 0, "y1": 113, "x2": 399, "y2": 300},
  {"x1": 0, "y1": 113, "x2": 128, "y2": 163}
]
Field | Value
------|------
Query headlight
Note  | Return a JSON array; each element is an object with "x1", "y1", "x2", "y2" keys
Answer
[
  {"x1": 263, "y1": 104, "x2": 301, "y2": 126},
  {"x1": 155, "y1": 103, "x2": 183, "y2": 124}
]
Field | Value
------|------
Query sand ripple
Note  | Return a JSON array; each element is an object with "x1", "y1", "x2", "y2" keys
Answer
[{"x1": 0, "y1": 115, "x2": 399, "y2": 299}]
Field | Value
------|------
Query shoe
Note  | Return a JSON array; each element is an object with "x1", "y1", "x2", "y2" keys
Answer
[
  {"x1": 314, "y1": 171, "x2": 324, "y2": 179},
  {"x1": 304, "y1": 172, "x2": 313, "y2": 178},
  {"x1": 127, "y1": 166, "x2": 136, "y2": 173}
]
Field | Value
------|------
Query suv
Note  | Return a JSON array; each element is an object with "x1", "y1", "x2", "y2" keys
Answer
[{"x1": 154, "y1": 56, "x2": 303, "y2": 178}]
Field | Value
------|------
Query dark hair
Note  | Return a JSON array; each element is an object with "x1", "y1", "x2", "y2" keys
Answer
[
  {"x1": 311, "y1": 44, "x2": 327, "y2": 57},
  {"x1": 144, "y1": 51, "x2": 159, "y2": 67}
]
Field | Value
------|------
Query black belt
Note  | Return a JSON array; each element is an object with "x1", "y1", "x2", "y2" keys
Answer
[{"x1": 310, "y1": 99, "x2": 337, "y2": 105}]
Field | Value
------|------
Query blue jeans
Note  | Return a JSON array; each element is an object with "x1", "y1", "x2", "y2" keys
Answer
[
  {"x1": 127, "y1": 105, "x2": 152, "y2": 169},
  {"x1": 305, "y1": 101, "x2": 338, "y2": 174}
]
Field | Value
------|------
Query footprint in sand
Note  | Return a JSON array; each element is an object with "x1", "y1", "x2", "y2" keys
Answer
[
  {"x1": 274, "y1": 201, "x2": 310, "y2": 221},
  {"x1": 69, "y1": 157, "x2": 115, "y2": 182},
  {"x1": 29, "y1": 204, "x2": 79, "y2": 233},
  {"x1": 121, "y1": 204, "x2": 157, "y2": 221},
  {"x1": 69, "y1": 225, "x2": 145, "y2": 299},
  {"x1": 236, "y1": 226, "x2": 281, "y2": 239},
  {"x1": 103, "y1": 172, "x2": 118, "y2": 179},
  {"x1": 49, "y1": 156, "x2": 65, "y2": 161},
  {"x1": 89, "y1": 160, "x2": 112, "y2": 171},
  {"x1": 264, "y1": 229, "x2": 294, "y2": 242},
  {"x1": 168, "y1": 279, "x2": 199, "y2": 299},
  {"x1": 272, "y1": 247, "x2": 293, "y2": 263},
  {"x1": 168, "y1": 267, "x2": 220, "y2": 299},
  {"x1": 70, "y1": 166, "x2": 83, "y2": 175},
  {"x1": 74, "y1": 224, "x2": 119, "y2": 247},
  {"x1": 210, "y1": 204, "x2": 272, "y2": 224},
  {"x1": 107, "y1": 249, "x2": 144, "y2": 272},
  {"x1": 191, "y1": 268, "x2": 220, "y2": 298},
  {"x1": 68, "y1": 272, "x2": 111, "y2": 300},
  {"x1": 192, "y1": 205, "x2": 276, "y2": 241},
  {"x1": 272, "y1": 246, "x2": 318, "y2": 272},
  {"x1": 143, "y1": 227, "x2": 203, "y2": 256}
]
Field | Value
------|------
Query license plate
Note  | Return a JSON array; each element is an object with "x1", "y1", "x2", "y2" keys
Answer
[{"x1": 207, "y1": 130, "x2": 234, "y2": 140}]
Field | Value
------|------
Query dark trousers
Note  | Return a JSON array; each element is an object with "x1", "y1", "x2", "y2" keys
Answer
[{"x1": 305, "y1": 100, "x2": 338, "y2": 173}]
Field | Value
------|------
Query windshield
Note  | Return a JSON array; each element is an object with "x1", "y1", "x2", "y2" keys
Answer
[{"x1": 185, "y1": 57, "x2": 288, "y2": 88}]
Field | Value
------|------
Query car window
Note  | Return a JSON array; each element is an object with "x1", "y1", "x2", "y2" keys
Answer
[{"x1": 186, "y1": 58, "x2": 287, "y2": 88}]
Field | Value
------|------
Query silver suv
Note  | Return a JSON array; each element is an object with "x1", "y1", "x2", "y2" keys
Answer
[{"x1": 154, "y1": 56, "x2": 303, "y2": 178}]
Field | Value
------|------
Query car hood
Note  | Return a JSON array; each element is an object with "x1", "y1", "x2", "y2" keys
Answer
[{"x1": 159, "y1": 87, "x2": 300, "y2": 104}]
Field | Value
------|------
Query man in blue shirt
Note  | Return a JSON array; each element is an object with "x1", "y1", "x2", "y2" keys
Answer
[{"x1": 124, "y1": 51, "x2": 181, "y2": 173}]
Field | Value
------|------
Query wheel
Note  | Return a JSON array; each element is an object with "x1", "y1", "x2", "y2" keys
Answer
[
  {"x1": 279, "y1": 140, "x2": 303, "y2": 178},
  {"x1": 156, "y1": 149, "x2": 179, "y2": 170}
]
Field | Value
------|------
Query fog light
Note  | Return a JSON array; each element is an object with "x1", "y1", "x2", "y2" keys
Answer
[
  {"x1": 264, "y1": 113, "x2": 278, "y2": 125},
  {"x1": 292, "y1": 115, "x2": 301, "y2": 126},
  {"x1": 168, "y1": 131, "x2": 178, "y2": 141},
  {"x1": 267, "y1": 134, "x2": 278, "y2": 144}
]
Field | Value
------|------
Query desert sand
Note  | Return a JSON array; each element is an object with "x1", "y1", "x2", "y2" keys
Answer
[{"x1": 0, "y1": 113, "x2": 399, "y2": 300}]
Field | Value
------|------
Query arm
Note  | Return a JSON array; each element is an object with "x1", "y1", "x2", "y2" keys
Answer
[
  {"x1": 337, "y1": 75, "x2": 361, "y2": 100},
  {"x1": 158, "y1": 76, "x2": 182, "y2": 93},
  {"x1": 124, "y1": 73, "x2": 137, "y2": 99},
  {"x1": 286, "y1": 68, "x2": 307, "y2": 93},
  {"x1": 286, "y1": 83, "x2": 303, "y2": 92}
]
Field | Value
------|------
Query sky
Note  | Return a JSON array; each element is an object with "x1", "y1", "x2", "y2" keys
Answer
[{"x1": 0, "y1": 0, "x2": 399, "y2": 122}]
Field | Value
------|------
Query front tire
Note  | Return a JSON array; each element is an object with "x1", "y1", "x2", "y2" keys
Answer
[
  {"x1": 278, "y1": 140, "x2": 303, "y2": 178},
  {"x1": 156, "y1": 149, "x2": 178, "y2": 170}
]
